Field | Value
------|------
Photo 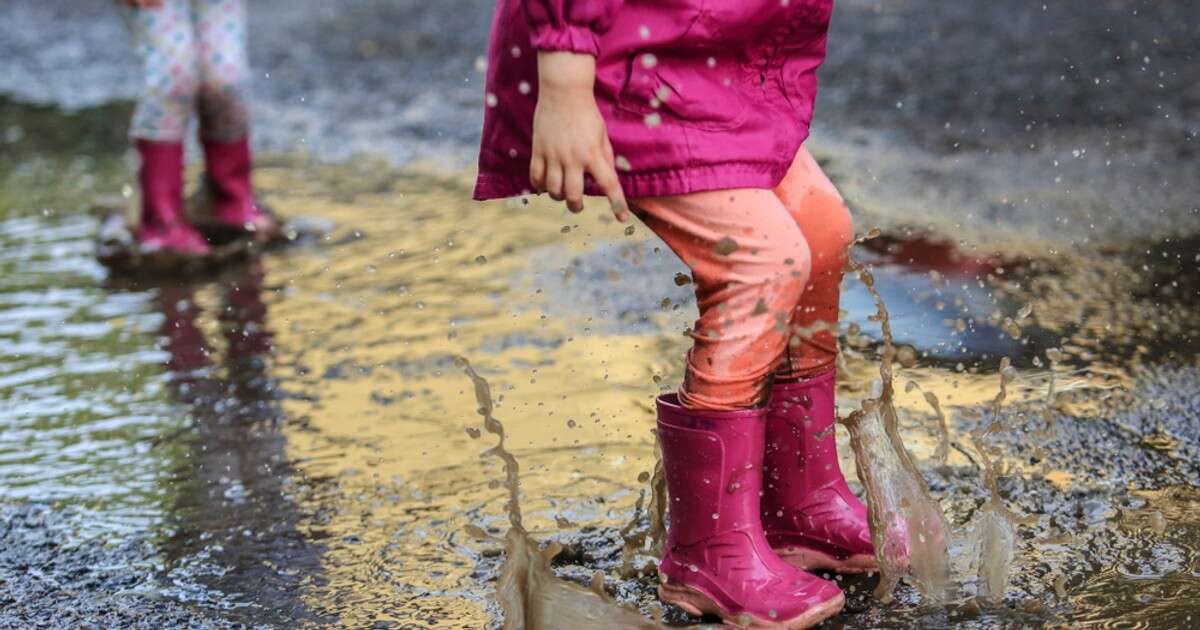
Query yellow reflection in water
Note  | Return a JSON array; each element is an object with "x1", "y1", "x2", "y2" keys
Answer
[{"x1": 244, "y1": 162, "x2": 675, "y2": 625}]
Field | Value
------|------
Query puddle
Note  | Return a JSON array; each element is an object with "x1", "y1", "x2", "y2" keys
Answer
[{"x1": 0, "y1": 99, "x2": 1198, "y2": 628}]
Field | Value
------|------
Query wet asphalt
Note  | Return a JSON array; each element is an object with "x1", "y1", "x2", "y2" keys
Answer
[
  {"x1": 0, "y1": 0, "x2": 1197, "y2": 628},
  {"x1": 0, "y1": 504, "x2": 240, "y2": 630}
]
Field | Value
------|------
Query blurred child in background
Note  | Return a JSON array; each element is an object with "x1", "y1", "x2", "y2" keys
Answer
[{"x1": 121, "y1": 0, "x2": 278, "y2": 266}]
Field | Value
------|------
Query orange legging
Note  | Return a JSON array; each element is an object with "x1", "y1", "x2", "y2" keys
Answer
[{"x1": 633, "y1": 147, "x2": 853, "y2": 410}]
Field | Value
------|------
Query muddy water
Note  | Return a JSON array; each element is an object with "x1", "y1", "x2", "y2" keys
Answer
[
  {"x1": 840, "y1": 249, "x2": 952, "y2": 603},
  {"x1": 2, "y1": 102, "x2": 1199, "y2": 628}
]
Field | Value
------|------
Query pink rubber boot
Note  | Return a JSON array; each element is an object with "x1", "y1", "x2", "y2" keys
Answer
[
  {"x1": 656, "y1": 395, "x2": 844, "y2": 629},
  {"x1": 761, "y1": 369, "x2": 880, "y2": 573},
  {"x1": 135, "y1": 140, "x2": 211, "y2": 258},
  {"x1": 201, "y1": 137, "x2": 280, "y2": 242}
]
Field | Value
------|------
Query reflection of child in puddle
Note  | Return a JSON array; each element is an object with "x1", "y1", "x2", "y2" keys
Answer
[
  {"x1": 475, "y1": 2, "x2": 886, "y2": 626},
  {"x1": 152, "y1": 262, "x2": 321, "y2": 613},
  {"x1": 156, "y1": 262, "x2": 275, "y2": 399},
  {"x1": 119, "y1": 0, "x2": 279, "y2": 267},
  {"x1": 154, "y1": 263, "x2": 281, "y2": 495}
]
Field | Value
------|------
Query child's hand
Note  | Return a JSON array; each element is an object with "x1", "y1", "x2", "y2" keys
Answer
[
  {"x1": 124, "y1": 0, "x2": 165, "y2": 7},
  {"x1": 530, "y1": 51, "x2": 629, "y2": 222}
]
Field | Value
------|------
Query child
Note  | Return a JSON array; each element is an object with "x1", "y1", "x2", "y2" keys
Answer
[
  {"x1": 120, "y1": 0, "x2": 277, "y2": 265},
  {"x1": 476, "y1": 2, "x2": 878, "y2": 627}
]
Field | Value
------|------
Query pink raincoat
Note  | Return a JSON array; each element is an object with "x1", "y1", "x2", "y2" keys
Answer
[{"x1": 474, "y1": 0, "x2": 835, "y2": 200}]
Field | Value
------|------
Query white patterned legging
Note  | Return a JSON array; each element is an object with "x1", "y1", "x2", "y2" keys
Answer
[{"x1": 122, "y1": 0, "x2": 250, "y2": 142}]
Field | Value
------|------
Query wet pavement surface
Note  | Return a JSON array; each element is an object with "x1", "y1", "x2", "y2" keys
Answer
[
  {"x1": 0, "y1": 503, "x2": 238, "y2": 629},
  {"x1": 1, "y1": 1, "x2": 1198, "y2": 628}
]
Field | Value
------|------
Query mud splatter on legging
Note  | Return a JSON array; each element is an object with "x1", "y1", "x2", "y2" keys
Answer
[
  {"x1": 633, "y1": 147, "x2": 855, "y2": 410},
  {"x1": 122, "y1": 0, "x2": 250, "y2": 142}
]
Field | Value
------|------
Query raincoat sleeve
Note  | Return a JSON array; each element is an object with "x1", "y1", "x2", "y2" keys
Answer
[{"x1": 523, "y1": 0, "x2": 623, "y2": 56}]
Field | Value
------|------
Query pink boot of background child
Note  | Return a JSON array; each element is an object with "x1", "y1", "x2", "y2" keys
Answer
[
  {"x1": 200, "y1": 137, "x2": 281, "y2": 244},
  {"x1": 656, "y1": 395, "x2": 844, "y2": 629},
  {"x1": 135, "y1": 139, "x2": 211, "y2": 260},
  {"x1": 761, "y1": 369, "x2": 885, "y2": 573}
]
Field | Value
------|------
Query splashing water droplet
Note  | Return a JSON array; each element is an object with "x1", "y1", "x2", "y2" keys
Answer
[{"x1": 841, "y1": 247, "x2": 952, "y2": 604}]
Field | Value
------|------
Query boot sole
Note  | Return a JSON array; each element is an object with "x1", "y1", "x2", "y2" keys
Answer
[
  {"x1": 94, "y1": 206, "x2": 249, "y2": 275},
  {"x1": 774, "y1": 546, "x2": 878, "y2": 574},
  {"x1": 658, "y1": 582, "x2": 844, "y2": 629},
  {"x1": 188, "y1": 189, "x2": 286, "y2": 247}
]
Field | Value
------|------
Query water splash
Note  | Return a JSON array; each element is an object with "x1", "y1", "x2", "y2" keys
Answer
[
  {"x1": 457, "y1": 357, "x2": 666, "y2": 629},
  {"x1": 841, "y1": 233, "x2": 953, "y2": 603},
  {"x1": 460, "y1": 357, "x2": 524, "y2": 532},
  {"x1": 618, "y1": 444, "x2": 666, "y2": 579},
  {"x1": 960, "y1": 356, "x2": 1037, "y2": 602},
  {"x1": 905, "y1": 380, "x2": 952, "y2": 468},
  {"x1": 1037, "y1": 348, "x2": 1064, "y2": 440}
]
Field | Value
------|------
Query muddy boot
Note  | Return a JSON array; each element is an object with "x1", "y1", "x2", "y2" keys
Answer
[
  {"x1": 199, "y1": 136, "x2": 281, "y2": 245},
  {"x1": 760, "y1": 369, "x2": 883, "y2": 573},
  {"x1": 656, "y1": 395, "x2": 844, "y2": 629},
  {"x1": 135, "y1": 139, "x2": 211, "y2": 267}
]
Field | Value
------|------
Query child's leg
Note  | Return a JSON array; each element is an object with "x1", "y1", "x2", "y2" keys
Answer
[
  {"x1": 123, "y1": 0, "x2": 200, "y2": 142},
  {"x1": 772, "y1": 146, "x2": 855, "y2": 379},
  {"x1": 193, "y1": 0, "x2": 251, "y2": 141},
  {"x1": 635, "y1": 189, "x2": 813, "y2": 410},
  {"x1": 192, "y1": 0, "x2": 277, "y2": 238},
  {"x1": 759, "y1": 147, "x2": 881, "y2": 575},
  {"x1": 644, "y1": 189, "x2": 845, "y2": 626},
  {"x1": 120, "y1": 1, "x2": 210, "y2": 257}
]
